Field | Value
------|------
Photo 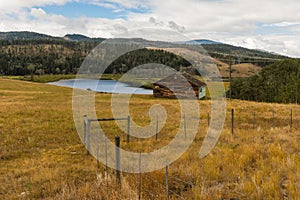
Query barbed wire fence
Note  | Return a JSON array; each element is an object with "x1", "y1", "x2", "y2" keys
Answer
[{"x1": 83, "y1": 106, "x2": 299, "y2": 199}]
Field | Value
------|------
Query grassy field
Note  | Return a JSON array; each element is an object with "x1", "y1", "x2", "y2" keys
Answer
[
  {"x1": 214, "y1": 59, "x2": 261, "y2": 78},
  {"x1": 0, "y1": 78, "x2": 299, "y2": 199},
  {"x1": 0, "y1": 74, "x2": 124, "y2": 83}
]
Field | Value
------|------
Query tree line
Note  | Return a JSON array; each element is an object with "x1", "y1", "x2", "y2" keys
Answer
[
  {"x1": 0, "y1": 40, "x2": 193, "y2": 76},
  {"x1": 230, "y1": 58, "x2": 300, "y2": 104},
  {"x1": 0, "y1": 40, "x2": 99, "y2": 75}
]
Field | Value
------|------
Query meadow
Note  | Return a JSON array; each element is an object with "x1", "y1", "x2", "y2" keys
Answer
[{"x1": 0, "y1": 78, "x2": 299, "y2": 199}]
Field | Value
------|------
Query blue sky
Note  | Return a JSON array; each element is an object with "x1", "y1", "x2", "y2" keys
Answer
[
  {"x1": 0, "y1": 0, "x2": 299, "y2": 57},
  {"x1": 38, "y1": 2, "x2": 124, "y2": 19},
  {"x1": 37, "y1": 1, "x2": 150, "y2": 19}
]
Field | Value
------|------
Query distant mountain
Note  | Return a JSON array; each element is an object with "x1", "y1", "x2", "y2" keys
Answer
[
  {"x1": 64, "y1": 34, "x2": 105, "y2": 42},
  {"x1": 185, "y1": 39, "x2": 221, "y2": 45},
  {"x1": 0, "y1": 31, "x2": 61, "y2": 41},
  {"x1": 64, "y1": 34, "x2": 91, "y2": 41},
  {"x1": 181, "y1": 39, "x2": 287, "y2": 66},
  {"x1": 0, "y1": 31, "x2": 105, "y2": 42}
]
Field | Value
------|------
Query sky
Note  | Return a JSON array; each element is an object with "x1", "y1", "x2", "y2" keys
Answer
[{"x1": 0, "y1": 0, "x2": 300, "y2": 57}]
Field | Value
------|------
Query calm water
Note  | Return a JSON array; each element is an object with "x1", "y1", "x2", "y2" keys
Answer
[{"x1": 48, "y1": 79, "x2": 153, "y2": 95}]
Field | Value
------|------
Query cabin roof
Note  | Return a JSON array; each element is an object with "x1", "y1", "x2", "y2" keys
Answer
[{"x1": 153, "y1": 72, "x2": 206, "y2": 88}]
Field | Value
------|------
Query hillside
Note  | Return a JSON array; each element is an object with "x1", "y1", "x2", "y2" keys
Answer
[
  {"x1": 0, "y1": 31, "x2": 288, "y2": 77},
  {"x1": 215, "y1": 59, "x2": 262, "y2": 78},
  {"x1": 1, "y1": 78, "x2": 299, "y2": 199},
  {"x1": 0, "y1": 31, "x2": 61, "y2": 40},
  {"x1": 202, "y1": 43, "x2": 287, "y2": 67},
  {"x1": 231, "y1": 58, "x2": 300, "y2": 103}
]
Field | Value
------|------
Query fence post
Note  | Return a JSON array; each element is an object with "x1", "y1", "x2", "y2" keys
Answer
[
  {"x1": 208, "y1": 112, "x2": 210, "y2": 127},
  {"x1": 127, "y1": 116, "x2": 131, "y2": 143},
  {"x1": 290, "y1": 109, "x2": 293, "y2": 129},
  {"x1": 272, "y1": 110, "x2": 275, "y2": 128},
  {"x1": 105, "y1": 136, "x2": 108, "y2": 178},
  {"x1": 96, "y1": 132, "x2": 100, "y2": 170},
  {"x1": 83, "y1": 115, "x2": 87, "y2": 146},
  {"x1": 115, "y1": 136, "x2": 121, "y2": 186},
  {"x1": 156, "y1": 116, "x2": 158, "y2": 140},
  {"x1": 138, "y1": 152, "x2": 141, "y2": 200},
  {"x1": 253, "y1": 111, "x2": 256, "y2": 129},
  {"x1": 184, "y1": 113, "x2": 187, "y2": 139},
  {"x1": 166, "y1": 165, "x2": 169, "y2": 200},
  {"x1": 231, "y1": 109, "x2": 234, "y2": 135},
  {"x1": 87, "y1": 120, "x2": 91, "y2": 155}
]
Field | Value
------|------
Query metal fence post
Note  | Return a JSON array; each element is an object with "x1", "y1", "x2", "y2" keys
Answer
[
  {"x1": 156, "y1": 116, "x2": 158, "y2": 140},
  {"x1": 87, "y1": 120, "x2": 91, "y2": 155},
  {"x1": 138, "y1": 152, "x2": 141, "y2": 200},
  {"x1": 83, "y1": 115, "x2": 87, "y2": 146},
  {"x1": 105, "y1": 136, "x2": 108, "y2": 178},
  {"x1": 96, "y1": 132, "x2": 100, "y2": 170},
  {"x1": 166, "y1": 166, "x2": 169, "y2": 200},
  {"x1": 115, "y1": 136, "x2": 121, "y2": 186}
]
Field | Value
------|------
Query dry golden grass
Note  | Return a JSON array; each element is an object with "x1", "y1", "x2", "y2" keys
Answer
[
  {"x1": 0, "y1": 78, "x2": 300, "y2": 199},
  {"x1": 215, "y1": 59, "x2": 261, "y2": 78}
]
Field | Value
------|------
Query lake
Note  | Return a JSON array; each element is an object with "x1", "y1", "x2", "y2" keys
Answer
[{"x1": 47, "y1": 79, "x2": 153, "y2": 95}]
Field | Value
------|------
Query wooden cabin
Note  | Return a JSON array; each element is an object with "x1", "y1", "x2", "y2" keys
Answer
[{"x1": 153, "y1": 72, "x2": 206, "y2": 99}]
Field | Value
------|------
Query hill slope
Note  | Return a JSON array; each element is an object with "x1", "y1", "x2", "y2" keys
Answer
[
  {"x1": 0, "y1": 31, "x2": 288, "y2": 77},
  {"x1": 231, "y1": 58, "x2": 300, "y2": 103}
]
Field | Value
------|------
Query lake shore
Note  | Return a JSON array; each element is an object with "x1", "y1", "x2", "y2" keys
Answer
[{"x1": 1, "y1": 74, "x2": 154, "y2": 89}]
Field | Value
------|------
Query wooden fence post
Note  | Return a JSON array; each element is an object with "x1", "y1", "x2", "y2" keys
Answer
[
  {"x1": 115, "y1": 136, "x2": 121, "y2": 186},
  {"x1": 290, "y1": 109, "x2": 293, "y2": 129},
  {"x1": 184, "y1": 113, "x2": 187, "y2": 139},
  {"x1": 208, "y1": 112, "x2": 210, "y2": 127},
  {"x1": 231, "y1": 109, "x2": 234, "y2": 135},
  {"x1": 272, "y1": 110, "x2": 275, "y2": 128}
]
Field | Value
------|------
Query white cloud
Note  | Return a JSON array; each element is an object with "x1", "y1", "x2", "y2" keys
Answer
[
  {"x1": 263, "y1": 22, "x2": 300, "y2": 27},
  {"x1": 30, "y1": 8, "x2": 47, "y2": 18},
  {"x1": 0, "y1": 0, "x2": 300, "y2": 57}
]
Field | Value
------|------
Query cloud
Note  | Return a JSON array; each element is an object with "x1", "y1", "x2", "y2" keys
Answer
[
  {"x1": 168, "y1": 21, "x2": 185, "y2": 33},
  {"x1": 0, "y1": 0, "x2": 300, "y2": 57},
  {"x1": 30, "y1": 8, "x2": 47, "y2": 19}
]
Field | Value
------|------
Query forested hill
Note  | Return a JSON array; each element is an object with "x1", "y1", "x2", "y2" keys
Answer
[
  {"x1": 0, "y1": 31, "x2": 289, "y2": 76},
  {"x1": 231, "y1": 58, "x2": 300, "y2": 104},
  {"x1": 0, "y1": 31, "x2": 60, "y2": 40},
  {"x1": 202, "y1": 43, "x2": 287, "y2": 67},
  {"x1": 0, "y1": 31, "x2": 105, "y2": 42}
]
